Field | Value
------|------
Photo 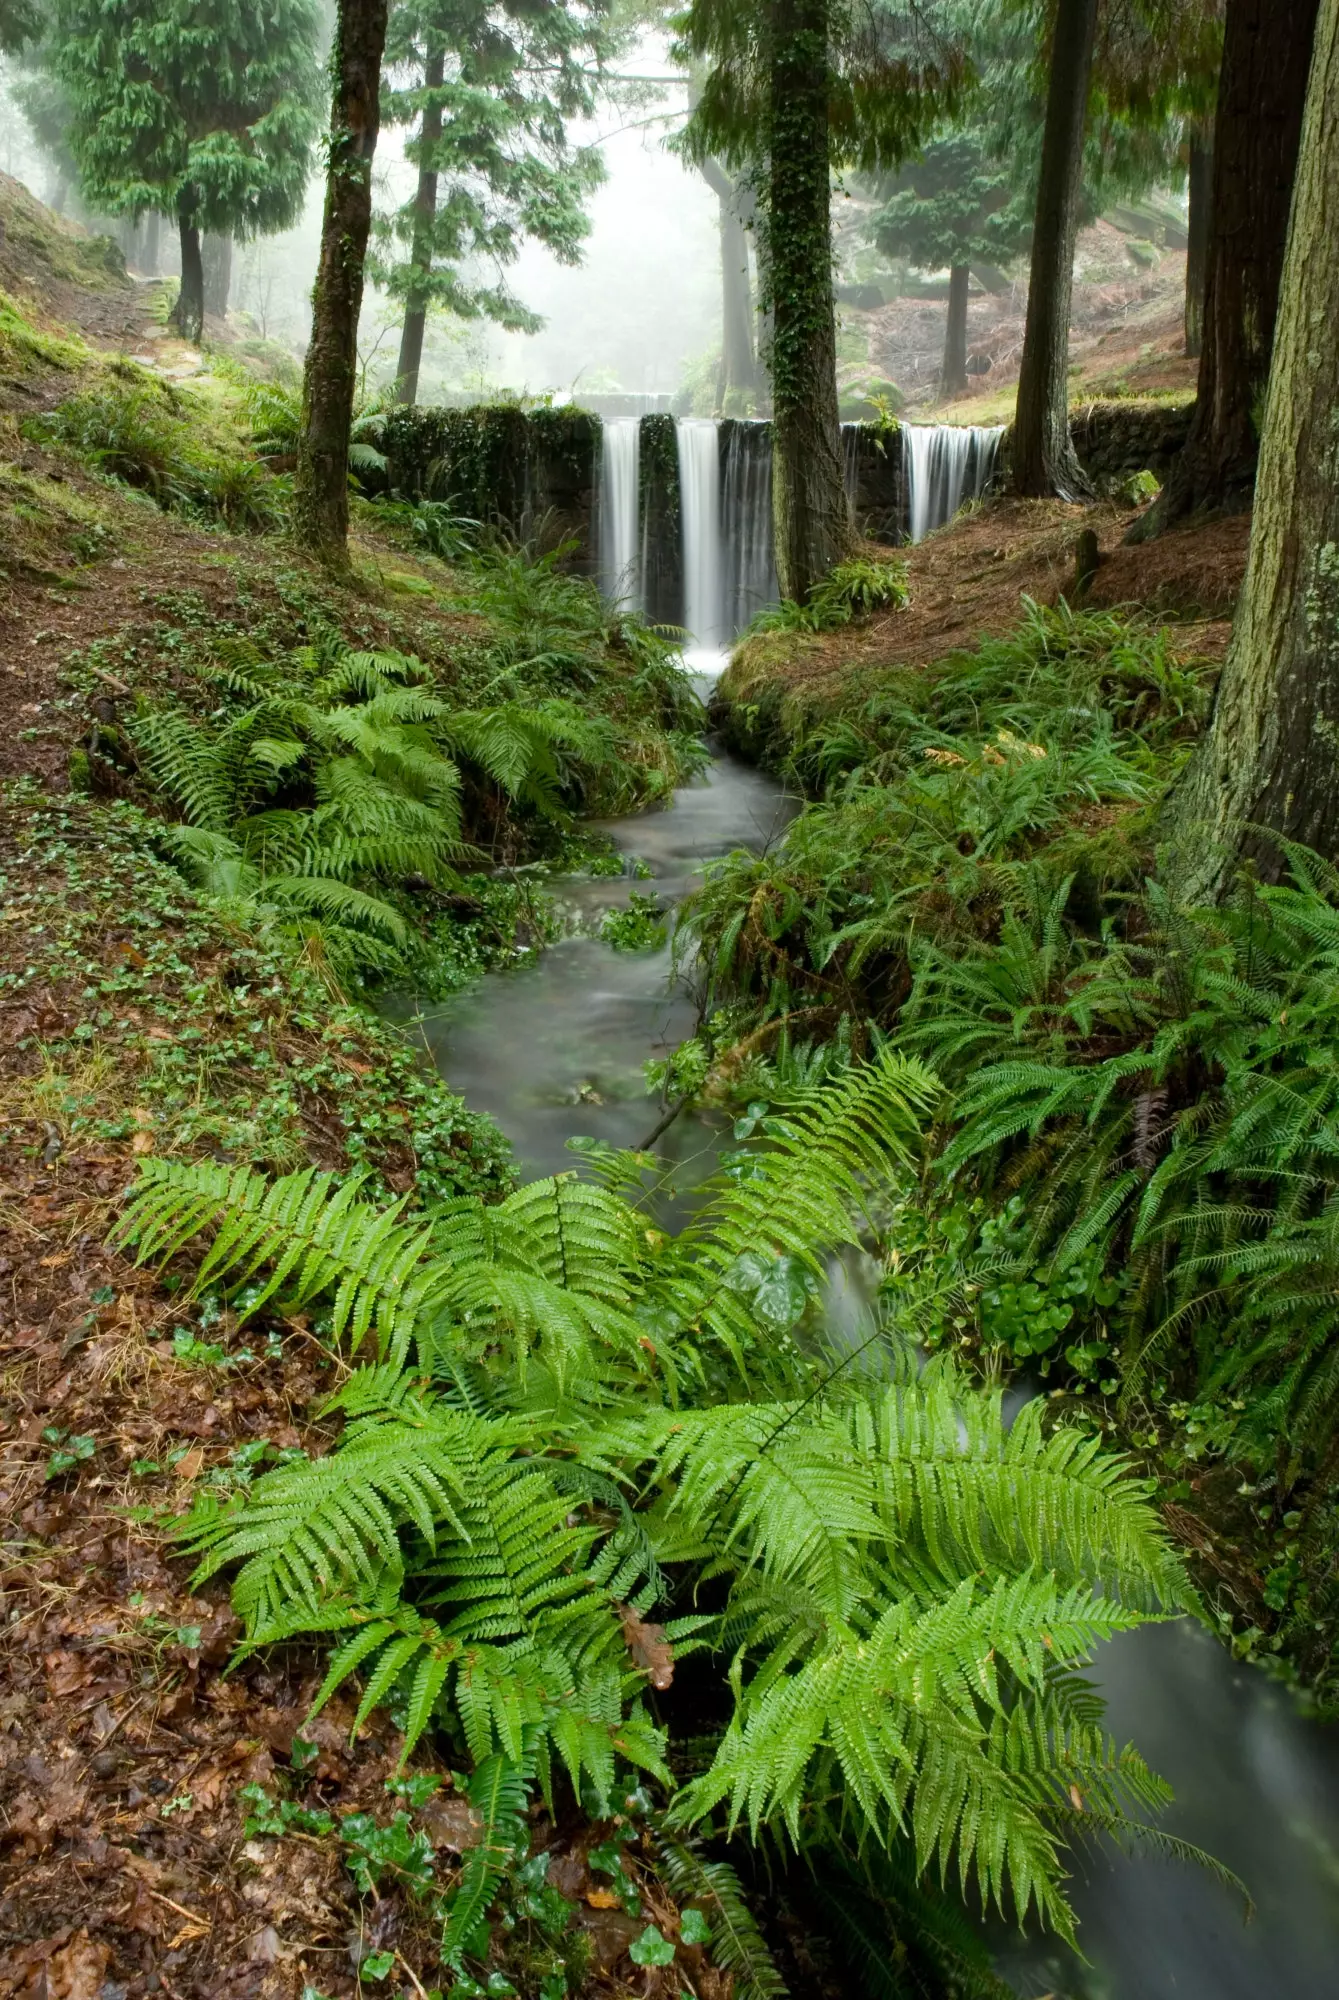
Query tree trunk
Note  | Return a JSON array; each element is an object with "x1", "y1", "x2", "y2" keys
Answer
[
  {"x1": 766, "y1": 0, "x2": 850, "y2": 601},
  {"x1": 172, "y1": 199, "x2": 204, "y2": 344},
  {"x1": 1136, "y1": 0, "x2": 1320, "y2": 536},
  {"x1": 393, "y1": 43, "x2": 445, "y2": 407},
  {"x1": 701, "y1": 156, "x2": 757, "y2": 408},
  {"x1": 293, "y1": 0, "x2": 390, "y2": 564},
  {"x1": 1166, "y1": 0, "x2": 1339, "y2": 899},
  {"x1": 1010, "y1": 0, "x2": 1099, "y2": 500},
  {"x1": 939, "y1": 263, "x2": 970, "y2": 400},
  {"x1": 203, "y1": 232, "x2": 232, "y2": 319},
  {"x1": 143, "y1": 209, "x2": 160, "y2": 276},
  {"x1": 1184, "y1": 125, "x2": 1212, "y2": 358}
]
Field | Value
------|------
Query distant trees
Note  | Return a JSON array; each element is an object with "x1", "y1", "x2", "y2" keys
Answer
[
  {"x1": 1168, "y1": 0, "x2": 1339, "y2": 892},
  {"x1": 0, "y1": 0, "x2": 39, "y2": 53},
  {"x1": 680, "y1": 0, "x2": 964, "y2": 601},
  {"x1": 49, "y1": 0, "x2": 323, "y2": 345},
  {"x1": 872, "y1": 131, "x2": 1031, "y2": 399},
  {"x1": 380, "y1": 0, "x2": 612, "y2": 408},
  {"x1": 293, "y1": 0, "x2": 392, "y2": 563}
]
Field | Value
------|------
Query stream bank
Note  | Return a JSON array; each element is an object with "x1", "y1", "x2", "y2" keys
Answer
[{"x1": 409, "y1": 645, "x2": 1339, "y2": 2000}]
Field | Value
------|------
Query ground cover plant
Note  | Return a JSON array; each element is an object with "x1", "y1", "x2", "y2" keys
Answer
[
  {"x1": 686, "y1": 598, "x2": 1339, "y2": 1701},
  {"x1": 108, "y1": 1047, "x2": 1228, "y2": 1998}
]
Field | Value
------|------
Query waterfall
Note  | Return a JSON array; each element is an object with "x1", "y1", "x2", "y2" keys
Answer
[
  {"x1": 902, "y1": 424, "x2": 1004, "y2": 543},
  {"x1": 677, "y1": 418, "x2": 724, "y2": 656},
  {"x1": 721, "y1": 420, "x2": 777, "y2": 636},
  {"x1": 841, "y1": 422, "x2": 862, "y2": 520},
  {"x1": 598, "y1": 418, "x2": 640, "y2": 607}
]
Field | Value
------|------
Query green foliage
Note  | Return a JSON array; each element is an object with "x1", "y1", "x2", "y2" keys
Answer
[
  {"x1": 114, "y1": 1046, "x2": 1196, "y2": 1948},
  {"x1": 128, "y1": 635, "x2": 640, "y2": 981},
  {"x1": 30, "y1": 379, "x2": 283, "y2": 531},
  {"x1": 751, "y1": 557, "x2": 910, "y2": 635},
  {"x1": 692, "y1": 601, "x2": 1202, "y2": 1028},
  {"x1": 375, "y1": 0, "x2": 615, "y2": 344},
  {"x1": 48, "y1": 0, "x2": 322, "y2": 236},
  {"x1": 600, "y1": 891, "x2": 668, "y2": 953}
]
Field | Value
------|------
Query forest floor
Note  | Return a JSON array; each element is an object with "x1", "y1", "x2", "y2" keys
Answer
[
  {"x1": 844, "y1": 221, "x2": 1194, "y2": 421},
  {"x1": 0, "y1": 181, "x2": 1262, "y2": 1997}
]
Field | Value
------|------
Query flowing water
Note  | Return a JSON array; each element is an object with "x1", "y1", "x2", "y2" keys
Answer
[
  {"x1": 597, "y1": 417, "x2": 640, "y2": 608},
  {"x1": 677, "y1": 418, "x2": 726, "y2": 661},
  {"x1": 903, "y1": 420, "x2": 1006, "y2": 543},
  {"x1": 410, "y1": 453, "x2": 1339, "y2": 2000}
]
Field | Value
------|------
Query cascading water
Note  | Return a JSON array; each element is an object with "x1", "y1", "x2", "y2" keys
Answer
[
  {"x1": 721, "y1": 420, "x2": 777, "y2": 637},
  {"x1": 677, "y1": 418, "x2": 725, "y2": 662},
  {"x1": 597, "y1": 417, "x2": 640, "y2": 608},
  {"x1": 902, "y1": 422, "x2": 1004, "y2": 543}
]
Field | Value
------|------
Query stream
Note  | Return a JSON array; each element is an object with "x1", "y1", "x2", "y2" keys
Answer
[
  {"x1": 408, "y1": 684, "x2": 1339, "y2": 1998},
  {"x1": 410, "y1": 430, "x2": 1339, "y2": 1996}
]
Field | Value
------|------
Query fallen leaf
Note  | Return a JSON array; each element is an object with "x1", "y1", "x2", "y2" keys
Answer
[
  {"x1": 174, "y1": 1447, "x2": 204, "y2": 1481},
  {"x1": 585, "y1": 1887, "x2": 621, "y2": 1909},
  {"x1": 618, "y1": 1605, "x2": 674, "y2": 1689},
  {"x1": 40, "y1": 1931, "x2": 110, "y2": 2000}
]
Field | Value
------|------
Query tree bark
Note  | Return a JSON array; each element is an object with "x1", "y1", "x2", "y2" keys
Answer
[
  {"x1": 1135, "y1": 0, "x2": 1320, "y2": 537},
  {"x1": 203, "y1": 232, "x2": 232, "y2": 319},
  {"x1": 939, "y1": 263, "x2": 970, "y2": 400},
  {"x1": 172, "y1": 198, "x2": 204, "y2": 344},
  {"x1": 701, "y1": 155, "x2": 758, "y2": 409},
  {"x1": 393, "y1": 43, "x2": 445, "y2": 407},
  {"x1": 1010, "y1": 0, "x2": 1099, "y2": 500},
  {"x1": 766, "y1": 0, "x2": 850, "y2": 602},
  {"x1": 1166, "y1": 0, "x2": 1339, "y2": 899},
  {"x1": 294, "y1": 0, "x2": 390, "y2": 564},
  {"x1": 1184, "y1": 125, "x2": 1212, "y2": 358}
]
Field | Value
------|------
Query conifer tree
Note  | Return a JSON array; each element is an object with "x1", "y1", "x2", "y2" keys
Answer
[
  {"x1": 381, "y1": 0, "x2": 612, "y2": 407},
  {"x1": 873, "y1": 131, "x2": 1031, "y2": 398},
  {"x1": 49, "y1": 0, "x2": 323, "y2": 345}
]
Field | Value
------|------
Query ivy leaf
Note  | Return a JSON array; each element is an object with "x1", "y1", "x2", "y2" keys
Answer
[
  {"x1": 360, "y1": 1950, "x2": 395, "y2": 1980},
  {"x1": 629, "y1": 1925, "x2": 676, "y2": 1967},
  {"x1": 680, "y1": 1907, "x2": 712, "y2": 1945}
]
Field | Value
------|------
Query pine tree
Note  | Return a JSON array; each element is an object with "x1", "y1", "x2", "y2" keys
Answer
[
  {"x1": 293, "y1": 0, "x2": 392, "y2": 564},
  {"x1": 0, "y1": 0, "x2": 39, "y2": 53},
  {"x1": 49, "y1": 0, "x2": 323, "y2": 345},
  {"x1": 1167, "y1": 0, "x2": 1339, "y2": 895},
  {"x1": 872, "y1": 132, "x2": 1031, "y2": 400},
  {"x1": 380, "y1": 0, "x2": 612, "y2": 407}
]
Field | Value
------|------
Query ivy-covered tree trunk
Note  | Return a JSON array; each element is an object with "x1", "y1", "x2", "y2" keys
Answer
[
  {"x1": 766, "y1": 0, "x2": 849, "y2": 601},
  {"x1": 294, "y1": 0, "x2": 390, "y2": 563},
  {"x1": 939, "y1": 263, "x2": 970, "y2": 399},
  {"x1": 203, "y1": 232, "x2": 232, "y2": 319},
  {"x1": 1184, "y1": 125, "x2": 1212, "y2": 358},
  {"x1": 1167, "y1": 0, "x2": 1339, "y2": 899},
  {"x1": 172, "y1": 194, "x2": 205, "y2": 344},
  {"x1": 393, "y1": 43, "x2": 445, "y2": 407},
  {"x1": 1010, "y1": 0, "x2": 1098, "y2": 499},
  {"x1": 1137, "y1": 0, "x2": 1319, "y2": 535}
]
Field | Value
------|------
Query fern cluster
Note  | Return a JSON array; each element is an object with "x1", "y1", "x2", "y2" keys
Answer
[
  {"x1": 113, "y1": 1047, "x2": 1205, "y2": 1964},
  {"x1": 131, "y1": 637, "x2": 636, "y2": 981}
]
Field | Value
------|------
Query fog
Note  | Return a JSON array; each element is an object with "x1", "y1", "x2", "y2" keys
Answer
[{"x1": 0, "y1": 39, "x2": 722, "y2": 404}]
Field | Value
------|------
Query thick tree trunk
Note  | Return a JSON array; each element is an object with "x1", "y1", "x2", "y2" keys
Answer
[
  {"x1": 766, "y1": 0, "x2": 850, "y2": 602},
  {"x1": 701, "y1": 156, "x2": 758, "y2": 408},
  {"x1": 939, "y1": 264, "x2": 970, "y2": 400},
  {"x1": 203, "y1": 233, "x2": 232, "y2": 319},
  {"x1": 172, "y1": 200, "x2": 204, "y2": 345},
  {"x1": 1184, "y1": 126, "x2": 1212, "y2": 358},
  {"x1": 393, "y1": 44, "x2": 445, "y2": 407},
  {"x1": 1136, "y1": 0, "x2": 1319, "y2": 537},
  {"x1": 1011, "y1": 0, "x2": 1099, "y2": 499},
  {"x1": 294, "y1": 0, "x2": 390, "y2": 564},
  {"x1": 1167, "y1": 0, "x2": 1339, "y2": 899}
]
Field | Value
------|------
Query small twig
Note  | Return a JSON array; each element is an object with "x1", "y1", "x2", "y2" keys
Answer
[
  {"x1": 396, "y1": 1952, "x2": 430, "y2": 1999},
  {"x1": 637, "y1": 1096, "x2": 690, "y2": 1151}
]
